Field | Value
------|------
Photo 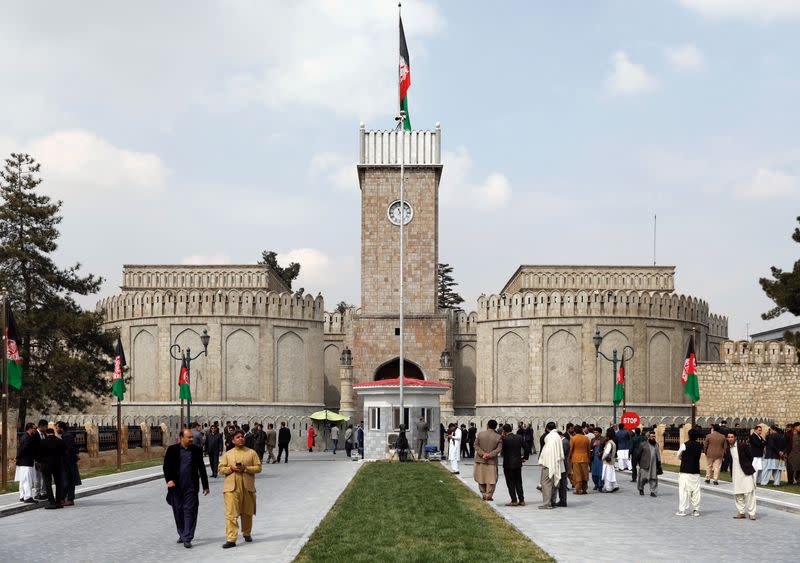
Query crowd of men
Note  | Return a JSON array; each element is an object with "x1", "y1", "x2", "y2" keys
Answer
[
  {"x1": 14, "y1": 419, "x2": 81, "y2": 509},
  {"x1": 443, "y1": 418, "x2": 797, "y2": 522}
]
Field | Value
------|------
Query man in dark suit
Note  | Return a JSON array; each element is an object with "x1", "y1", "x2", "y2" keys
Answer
[
  {"x1": 204, "y1": 424, "x2": 224, "y2": 478},
  {"x1": 40, "y1": 428, "x2": 66, "y2": 509},
  {"x1": 56, "y1": 421, "x2": 81, "y2": 506},
  {"x1": 277, "y1": 421, "x2": 291, "y2": 463},
  {"x1": 501, "y1": 424, "x2": 526, "y2": 506},
  {"x1": 33, "y1": 419, "x2": 49, "y2": 500},
  {"x1": 467, "y1": 423, "x2": 478, "y2": 459},
  {"x1": 163, "y1": 428, "x2": 210, "y2": 548},
  {"x1": 14, "y1": 423, "x2": 38, "y2": 503}
]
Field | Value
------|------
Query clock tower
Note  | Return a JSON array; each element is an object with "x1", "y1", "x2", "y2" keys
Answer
[{"x1": 350, "y1": 123, "x2": 450, "y2": 388}]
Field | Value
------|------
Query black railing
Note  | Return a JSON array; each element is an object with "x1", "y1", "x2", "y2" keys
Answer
[
  {"x1": 71, "y1": 428, "x2": 88, "y2": 453},
  {"x1": 98, "y1": 426, "x2": 118, "y2": 451},
  {"x1": 663, "y1": 426, "x2": 681, "y2": 450},
  {"x1": 150, "y1": 426, "x2": 163, "y2": 447},
  {"x1": 127, "y1": 425, "x2": 143, "y2": 449}
]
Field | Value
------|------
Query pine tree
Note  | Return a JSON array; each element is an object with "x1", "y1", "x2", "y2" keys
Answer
[
  {"x1": 760, "y1": 216, "x2": 800, "y2": 352},
  {"x1": 0, "y1": 153, "x2": 116, "y2": 427},
  {"x1": 258, "y1": 250, "x2": 301, "y2": 290},
  {"x1": 335, "y1": 301, "x2": 353, "y2": 315},
  {"x1": 438, "y1": 263, "x2": 465, "y2": 310}
]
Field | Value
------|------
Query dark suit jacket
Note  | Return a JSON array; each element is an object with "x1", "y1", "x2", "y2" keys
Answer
[
  {"x1": 61, "y1": 432, "x2": 79, "y2": 465},
  {"x1": 16, "y1": 432, "x2": 37, "y2": 467},
  {"x1": 636, "y1": 441, "x2": 661, "y2": 471},
  {"x1": 732, "y1": 443, "x2": 755, "y2": 475},
  {"x1": 278, "y1": 427, "x2": 291, "y2": 446},
  {"x1": 204, "y1": 432, "x2": 223, "y2": 456},
  {"x1": 163, "y1": 444, "x2": 209, "y2": 492},
  {"x1": 501, "y1": 433, "x2": 525, "y2": 469},
  {"x1": 40, "y1": 435, "x2": 66, "y2": 473}
]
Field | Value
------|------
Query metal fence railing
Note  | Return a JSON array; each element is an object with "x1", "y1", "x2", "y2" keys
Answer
[
  {"x1": 150, "y1": 426, "x2": 163, "y2": 447},
  {"x1": 98, "y1": 426, "x2": 118, "y2": 451},
  {"x1": 127, "y1": 425, "x2": 143, "y2": 449}
]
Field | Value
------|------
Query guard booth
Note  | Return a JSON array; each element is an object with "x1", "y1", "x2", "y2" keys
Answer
[{"x1": 353, "y1": 378, "x2": 448, "y2": 460}]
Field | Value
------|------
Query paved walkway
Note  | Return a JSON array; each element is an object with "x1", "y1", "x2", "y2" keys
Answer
[
  {"x1": 0, "y1": 452, "x2": 359, "y2": 562},
  {"x1": 448, "y1": 457, "x2": 799, "y2": 563}
]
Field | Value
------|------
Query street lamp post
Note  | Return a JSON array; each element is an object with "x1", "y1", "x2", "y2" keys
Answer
[
  {"x1": 593, "y1": 327, "x2": 634, "y2": 426},
  {"x1": 170, "y1": 329, "x2": 210, "y2": 429}
]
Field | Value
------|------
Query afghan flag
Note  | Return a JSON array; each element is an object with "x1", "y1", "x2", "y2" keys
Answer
[
  {"x1": 178, "y1": 355, "x2": 191, "y2": 401},
  {"x1": 112, "y1": 336, "x2": 127, "y2": 401},
  {"x1": 399, "y1": 14, "x2": 411, "y2": 131},
  {"x1": 4, "y1": 305, "x2": 22, "y2": 389},
  {"x1": 681, "y1": 335, "x2": 700, "y2": 403},
  {"x1": 613, "y1": 355, "x2": 625, "y2": 405}
]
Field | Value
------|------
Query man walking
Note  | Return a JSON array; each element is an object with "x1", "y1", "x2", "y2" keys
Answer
[
  {"x1": 344, "y1": 424, "x2": 354, "y2": 458},
  {"x1": 676, "y1": 428, "x2": 702, "y2": 517},
  {"x1": 415, "y1": 416, "x2": 428, "y2": 460},
  {"x1": 219, "y1": 429, "x2": 263, "y2": 548},
  {"x1": 786, "y1": 422, "x2": 799, "y2": 486},
  {"x1": 473, "y1": 420, "x2": 502, "y2": 500},
  {"x1": 252, "y1": 424, "x2": 266, "y2": 461},
  {"x1": 538, "y1": 422, "x2": 564, "y2": 509},
  {"x1": 636, "y1": 430, "x2": 661, "y2": 497},
  {"x1": 56, "y1": 421, "x2": 81, "y2": 506},
  {"x1": 727, "y1": 431, "x2": 757, "y2": 520},
  {"x1": 468, "y1": 422, "x2": 477, "y2": 458},
  {"x1": 460, "y1": 424, "x2": 469, "y2": 458},
  {"x1": 265, "y1": 423, "x2": 277, "y2": 464},
  {"x1": 205, "y1": 424, "x2": 224, "y2": 478},
  {"x1": 164, "y1": 428, "x2": 210, "y2": 548},
  {"x1": 703, "y1": 424, "x2": 727, "y2": 485},
  {"x1": 630, "y1": 428, "x2": 645, "y2": 482},
  {"x1": 277, "y1": 421, "x2": 291, "y2": 463},
  {"x1": 331, "y1": 424, "x2": 340, "y2": 455},
  {"x1": 447, "y1": 423, "x2": 462, "y2": 474},
  {"x1": 191, "y1": 422, "x2": 204, "y2": 448},
  {"x1": 749, "y1": 426, "x2": 765, "y2": 483},
  {"x1": 14, "y1": 423, "x2": 38, "y2": 503},
  {"x1": 569, "y1": 424, "x2": 591, "y2": 495},
  {"x1": 501, "y1": 424, "x2": 526, "y2": 506},
  {"x1": 616, "y1": 423, "x2": 632, "y2": 471},
  {"x1": 760, "y1": 425, "x2": 786, "y2": 486}
]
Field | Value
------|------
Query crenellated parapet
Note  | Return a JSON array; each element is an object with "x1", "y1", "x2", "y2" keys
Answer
[
  {"x1": 708, "y1": 314, "x2": 728, "y2": 338},
  {"x1": 323, "y1": 307, "x2": 355, "y2": 334},
  {"x1": 719, "y1": 340, "x2": 798, "y2": 365},
  {"x1": 96, "y1": 289, "x2": 324, "y2": 322},
  {"x1": 477, "y1": 289, "x2": 722, "y2": 326},
  {"x1": 121, "y1": 264, "x2": 289, "y2": 293},
  {"x1": 450, "y1": 309, "x2": 478, "y2": 335},
  {"x1": 501, "y1": 265, "x2": 676, "y2": 294}
]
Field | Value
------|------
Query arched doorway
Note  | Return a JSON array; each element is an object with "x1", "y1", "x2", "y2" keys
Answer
[{"x1": 374, "y1": 357, "x2": 424, "y2": 381}]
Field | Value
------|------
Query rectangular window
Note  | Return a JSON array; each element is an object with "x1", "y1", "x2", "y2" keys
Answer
[
  {"x1": 420, "y1": 407, "x2": 430, "y2": 427},
  {"x1": 392, "y1": 407, "x2": 410, "y2": 430},
  {"x1": 369, "y1": 407, "x2": 381, "y2": 430}
]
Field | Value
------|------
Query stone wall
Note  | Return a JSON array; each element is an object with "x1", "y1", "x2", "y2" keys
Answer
[{"x1": 697, "y1": 340, "x2": 799, "y2": 424}]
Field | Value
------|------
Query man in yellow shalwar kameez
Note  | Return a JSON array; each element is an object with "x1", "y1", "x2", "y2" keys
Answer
[{"x1": 219, "y1": 429, "x2": 262, "y2": 548}]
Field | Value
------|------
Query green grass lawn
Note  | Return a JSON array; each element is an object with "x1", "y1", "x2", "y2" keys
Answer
[
  {"x1": 2, "y1": 457, "x2": 164, "y2": 494},
  {"x1": 662, "y1": 463, "x2": 800, "y2": 495},
  {"x1": 295, "y1": 462, "x2": 552, "y2": 563}
]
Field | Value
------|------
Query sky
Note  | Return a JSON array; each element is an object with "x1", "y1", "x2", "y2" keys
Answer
[{"x1": 1, "y1": 0, "x2": 799, "y2": 339}]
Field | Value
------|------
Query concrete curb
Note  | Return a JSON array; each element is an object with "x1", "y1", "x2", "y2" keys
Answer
[
  {"x1": 658, "y1": 474, "x2": 800, "y2": 515},
  {"x1": 0, "y1": 471, "x2": 163, "y2": 518}
]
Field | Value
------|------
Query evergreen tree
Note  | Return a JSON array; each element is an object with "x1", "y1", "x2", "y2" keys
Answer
[
  {"x1": 760, "y1": 215, "x2": 800, "y2": 351},
  {"x1": 0, "y1": 153, "x2": 116, "y2": 427},
  {"x1": 335, "y1": 301, "x2": 353, "y2": 315},
  {"x1": 258, "y1": 250, "x2": 301, "y2": 290},
  {"x1": 438, "y1": 263, "x2": 465, "y2": 310}
]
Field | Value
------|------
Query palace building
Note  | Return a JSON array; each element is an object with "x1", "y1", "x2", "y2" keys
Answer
[{"x1": 96, "y1": 124, "x2": 728, "y2": 429}]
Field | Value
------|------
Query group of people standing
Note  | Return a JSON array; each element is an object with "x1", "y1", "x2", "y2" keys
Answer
[
  {"x1": 195, "y1": 420, "x2": 293, "y2": 476},
  {"x1": 14, "y1": 419, "x2": 81, "y2": 509}
]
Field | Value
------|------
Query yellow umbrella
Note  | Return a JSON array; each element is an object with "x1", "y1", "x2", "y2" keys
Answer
[{"x1": 309, "y1": 409, "x2": 349, "y2": 422}]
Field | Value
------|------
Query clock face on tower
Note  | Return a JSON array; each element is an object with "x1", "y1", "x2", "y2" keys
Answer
[{"x1": 387, "y1": 200, "x2": 413, "y2": 226}]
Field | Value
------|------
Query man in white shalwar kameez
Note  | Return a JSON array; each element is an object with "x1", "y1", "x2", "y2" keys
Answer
[
  {"x1": 538, "y1": 422, "x2": 564, "y2": 509},
  {"x1": 727, "y1": 432, "x2": 757, "y2": 520},
  {"x1": 448, "y1": 423, "x2": 462, "y2": 474}
]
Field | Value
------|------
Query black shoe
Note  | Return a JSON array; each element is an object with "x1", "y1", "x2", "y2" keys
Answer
[
  {"x1": 713, "y1": 481, "x2": 719, "y2": 486},
  {"x1": 35, "y1": 494, "x2": 48, "y2": 501},
  {"x1": 650, "y1": 492, "x2": 657, "y2": 497},
  {"x1": 705, "y1": 479, "x2": 710, "y2": 484},
  {"x1": 222, "y1": 541, "x2": 236, "y2": 549},
  {"x1": 556, "y1": 503, "x2": 567, "y2": 507},
  {"x1": 284, "y1": 460, "x2": 288, "y2": 463},
  {"x1": 639, "y1": 490, "x2": 645, "y2": 496},
  {"x1": 23, "y1": 498, "x2": 37, "y2": 504},
  {"x1": 44, "y1": 503, "x2": 62, "y2": 509},
  {"x1": 177, "y1": 539, "x2": 183, "y2": 544},
  {"x1": 244, "y1": 536, "x2": 253, "y2": 543},
  {"x1": 184, "y1": 542, "x2": 192, "y2": 549},
  {"x1": 611, "y1": 487, "x2": 619, "y2": 493}
]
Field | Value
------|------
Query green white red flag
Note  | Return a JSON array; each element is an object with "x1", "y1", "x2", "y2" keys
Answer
[
  {"x1": 178, "y1": 355, "x2": 191, "y2": 401},
  {"x1": 613, "y1": 355, "x2": 625, "y2": 405},
  {"x1": 399, "y1": 14, "x2": 411, "y2": 131},
  {"x1": 681, "y1": 335, "x2": 700, "y2": 403},
  {"x1": 112, "y1": 336, "x2": 126, "y2": 401},
  {"x1": 4, "y1": 304, "x2": 22, "y2": 390}
]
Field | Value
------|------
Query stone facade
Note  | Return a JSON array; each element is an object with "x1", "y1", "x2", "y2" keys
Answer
[{"x1": 697, "y1": 340, "x2": 799, "y2": 425}]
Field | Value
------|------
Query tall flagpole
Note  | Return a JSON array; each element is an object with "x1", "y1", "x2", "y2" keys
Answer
[
  {"x1": 1, "y1": 288, "x2": 8, "y2": 491},
  {"x1": 398, "y1": 2, "x2": 405, "y2": 428}
]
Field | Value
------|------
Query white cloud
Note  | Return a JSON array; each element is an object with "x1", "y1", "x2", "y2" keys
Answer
[
  {"x1": 441, "y1": 147, "x2": 513, "y2": 209},
  {"x1": 277, "y1": 248, "x2": 356, "y2": 298},
  {"x1": 665, "y1": 44, "x2": 705, "y2": 72},
  {"x1": 679, "y1": 0, "x2": 800, "y2": 22},
  {"x1": 181, "y1": 254, "x2": 232, "y2": 265},
  {"x1": 0, "y1": 129, "x2": 169, "y2": 202},
  {"x1": 310, "y1": 152, "x2": 357, "y2": 192},
  {"x1": 605, "y1": 51, "x2": 658, "y2": 96},
  {"x1": 735, "y1": 168, "x2": 799, "y2": 200}
]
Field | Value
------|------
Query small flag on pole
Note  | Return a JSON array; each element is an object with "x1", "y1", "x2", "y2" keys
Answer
[
  {"x1": 613, "y1": 355, "x2": 625, "y2": 406},
  {"x1": 681, "y1": 335, "x2": 700, "y2": 403},
  {"x1": 4, "y1": 305, "x2": 22, "y2": 390},
  {"x1": 399, "y1": 12, "x2": 412, "y2": 131},
  {"x1": 178, "y1": 356, "x2": 191, "y2": 401},
  {"x1": 112, "y1": 337, "x2": 127, "y2": 401}
]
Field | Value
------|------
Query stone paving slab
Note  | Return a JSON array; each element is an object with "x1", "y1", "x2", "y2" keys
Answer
[
  {"x1": 447, "y1": 459, "x2": 799, "y2": 563},
  {"x1": 0, "y1": 453, "x2": 360, "y2": 563}
]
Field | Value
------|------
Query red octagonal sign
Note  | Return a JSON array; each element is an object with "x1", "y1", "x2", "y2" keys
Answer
[{"x1": 621, "y1": 411, "x2": 640, "y2": 430}]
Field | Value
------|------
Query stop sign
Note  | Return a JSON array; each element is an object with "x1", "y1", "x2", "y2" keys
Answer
[{"x1": 621, "y1": 411, "x2": 640, "y2": 430}]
